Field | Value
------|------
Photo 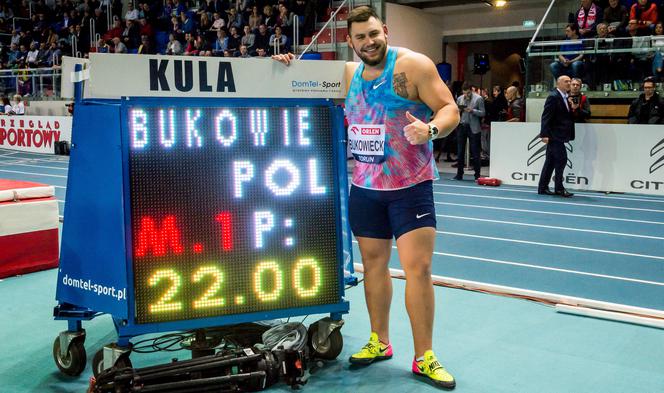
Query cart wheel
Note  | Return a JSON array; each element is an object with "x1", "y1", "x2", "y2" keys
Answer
[
  {"x1": 308, "y1": 324, "x2": 343, "y2": 360},
  {"x1": 53, "y1": 337, "x2": 87, "y2": 376},
  {"x1": 92, "y1": 348, "x2": 133, "y2": 377}
]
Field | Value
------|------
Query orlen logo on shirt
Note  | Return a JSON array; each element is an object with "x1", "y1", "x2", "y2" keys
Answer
[{"x1": 360, "y1": 127, "x2": 381, "y2": 135}]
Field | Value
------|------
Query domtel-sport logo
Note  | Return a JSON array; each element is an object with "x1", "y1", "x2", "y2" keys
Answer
[
  {"x1": 526, "y1": 135, "x2": 572, "y2": 169},
  {"x1": 650, "y1": 138, "x2": 664, "y2": 174}
]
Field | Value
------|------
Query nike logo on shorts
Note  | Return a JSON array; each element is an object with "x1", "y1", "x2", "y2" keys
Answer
[{"x1": 416, "y1": 213, "x2": 431, "y2": 219}]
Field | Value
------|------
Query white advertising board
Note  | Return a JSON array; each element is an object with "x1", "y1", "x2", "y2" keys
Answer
[
  {"x1": 490, "y1": 122, "x2": 664, "y2": 196},
  {"x1": 85, "y1": 53, "x2": 346, "y2": 99},
  {"x1": 0, "y1": 115, "x2": 72, "y2": 154},
  {"x1": 61, "y1": 56, "x2": 89, "y2": 99}
]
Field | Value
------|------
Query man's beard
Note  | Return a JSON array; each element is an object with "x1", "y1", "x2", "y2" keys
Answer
[{"x1": 355, "y1": 43, "x2": 387, "y2": 67}]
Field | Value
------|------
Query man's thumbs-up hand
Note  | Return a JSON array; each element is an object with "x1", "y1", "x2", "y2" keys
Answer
[{"x1": 403, "y1": 111, "x2": 430, "y2": 145}]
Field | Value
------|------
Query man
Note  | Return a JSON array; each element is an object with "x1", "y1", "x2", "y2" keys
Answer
[
  {"x1": 628, "y1": 77, "x2": 664, "y2": 124},
  {"x1": 627, "y1": 19, "x2": 652, "y2": 82},
  {"x1": 254, "y1": 47, "x2": 268, "y2": 58},
  {"x1": 238, "y1": 44, "x2": 251, "y2": 58},
  {"x1": 112, "y1": 36, "x2": 127, "y2": 54},
  {"x1": 594, "y1": 23, "x2": 617, "y2": 85},
  {"x1": 629, "y1": 0, "x2": 658, "y2": 34},
  {"x1": 453, "y1": 82, "x2": 485, "y2": 180},
  {"x1": 253, "y1": 23, "x2": 270, "y2": 53},
  {"x1": 568, "y1": 78, "x2": 591, "y2": 123},
  {"x1": 603, "y1": 0, "x2": 628, "y2": 36},
  {"x1": 273, "y1": 6, "x2": 459, "y2": 390},
  {"x1": 538, "y1": 76, "x2": 575, "y2": 198},
  {"x1": 549, "y1": 24, "x2": 584, "y2": 80}
]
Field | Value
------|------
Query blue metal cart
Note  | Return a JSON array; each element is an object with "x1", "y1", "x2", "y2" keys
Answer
[{"x1": 53, "y1": 93, "x2": 354, "y2": 376}]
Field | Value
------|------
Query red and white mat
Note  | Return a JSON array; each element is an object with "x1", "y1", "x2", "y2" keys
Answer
[{"x1": 0, "y1": 179, "x2": 59, "y2": 278}]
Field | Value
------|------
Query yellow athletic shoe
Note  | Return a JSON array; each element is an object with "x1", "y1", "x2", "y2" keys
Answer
[
  {"x1": 412, "y1": 350, "x2": 456, "y2": 390},
  {"x1": 348, "y1": 332, "x2": 393, "y2": 365}
]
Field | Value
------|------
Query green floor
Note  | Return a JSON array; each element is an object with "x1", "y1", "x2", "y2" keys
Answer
[{"x1": 1, "y1": 267, "x2": 663, "y2": 393}]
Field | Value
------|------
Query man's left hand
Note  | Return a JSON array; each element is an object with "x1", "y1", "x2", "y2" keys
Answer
[{"x1": 403, "y1": 111, "x2": 430, "y2": 145}]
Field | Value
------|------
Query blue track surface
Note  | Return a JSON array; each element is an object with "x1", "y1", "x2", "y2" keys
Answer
[{"x1": 3, "y1": 147, "x2": 663, "y2": 311}]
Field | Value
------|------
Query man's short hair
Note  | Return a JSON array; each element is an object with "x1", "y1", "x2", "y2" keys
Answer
[
  {"x1": 566, "y1": 23, "x2": 580, "y2": 34},
  {"x1": 347, "y1": 6, "x2": 382, "y2": 34},
  {"x1": 643, "y1": 77, "x2": 656, "y2": 87},
  {"x1": 571, "y1": 78, "x2": 582, "y2": 84},
  {"x1": 461, "y1": 82, "x2": 472, "y2": 92}
]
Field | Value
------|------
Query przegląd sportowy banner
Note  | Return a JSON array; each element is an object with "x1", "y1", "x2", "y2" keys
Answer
[
  {"x1": 0, "y1": 115, "x2": 72, "y2": 154},
  {"x1": 490, "y1": 123, "x2": 664, "y2": 196},
  {"x1": 85, "y1": 53, "x2": 346, "y2": 99}
]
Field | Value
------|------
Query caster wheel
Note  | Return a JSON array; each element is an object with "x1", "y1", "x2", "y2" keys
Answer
[
  {"x1": 308, "y1": 323, "x2": 343, "y2": 360},
  {"x1": 92, "y1": 348, "x2": 133, "y2": 378},
  {"x1": 53, "y1": 337, "x2": 87, "y2": 376}
]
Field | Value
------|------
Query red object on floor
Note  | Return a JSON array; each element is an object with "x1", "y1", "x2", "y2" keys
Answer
[
  {"x1": 0, "y1": 179, "x2": 59, "y2": 278},
  {"x1": 476, "y1": 177, "x2": 502, "y2": 186}
]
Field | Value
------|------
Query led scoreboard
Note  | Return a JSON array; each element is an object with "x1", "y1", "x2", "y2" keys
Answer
[{"x1": 125, "y1": 100, "x2": 342, "y2": 324}]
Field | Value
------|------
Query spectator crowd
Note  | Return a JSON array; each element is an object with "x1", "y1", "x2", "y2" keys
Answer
[
  {"x1": 550, "y1": 0, "x2": 664, "y2": 85},
  {"x1": 0, "y1": 0, "x2": 332, "y2": 67}
]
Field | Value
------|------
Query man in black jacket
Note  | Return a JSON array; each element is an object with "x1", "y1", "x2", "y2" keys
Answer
[
  {"x1": 569, "y1": 78, "x2": 591, "y2": 123},
  {"x1": 628, "y1": 78, "x2": 663, "y2": 124},
  {"x1": 538, "y1": 76, "x2": 575, "y2": 197}
]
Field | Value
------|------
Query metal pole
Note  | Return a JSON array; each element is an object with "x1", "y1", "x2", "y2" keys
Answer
[
  {"x1": 71, "y1": 35, "x2": 78, "y2": 58},
  {"x1": 107, "y1": 3, "x2": 112, "y2": 32},
  {"x1": 294, "y1": 14, "x2": 299, "y2": 55},
  {"x1": 90, "y1": 18, "x2": 96, "y2": 49},
  {"x1": 298, "y1": 0, "x2": 348, "y2": 59},
  {"x1": 55, "y1": 69, "x2": 61, "y2": 97},
  {"x1": 528, "y1": 0, "x2": 557, "y2": 50},
  {"x1": 332, "y1": 13, "x2": 336, "y2": 56},
  {"x1": 74, "y1": 64, "x2": 83, "y2": 103}
]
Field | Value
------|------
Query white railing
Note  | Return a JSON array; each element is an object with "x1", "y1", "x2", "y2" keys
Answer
[
  {"x1": 0, "y1": 67, "x2": 62, "y2": 99},
  {"x1": 12, "y1": 17, "x2": 30, "y2": 32},
  {"x1": 298, "y1": 0, "x2": 350, "y2": 59},
  {"x1": 528, "y1": 0, "x2": 558, "y2": 49},
  {"x1": 90, "y1": 18, "x2": 96, "y2": 49},
  {"x1": 527, "y1": 35, "x2": 664, "y2": 57},
  {"x1": 107, "y1": 2, "x2": 113, "y2": 34}
]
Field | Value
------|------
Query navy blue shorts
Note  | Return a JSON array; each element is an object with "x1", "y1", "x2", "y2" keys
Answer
[{"x1": 348, "y1": 181, "x2": 437, "y2": 240}]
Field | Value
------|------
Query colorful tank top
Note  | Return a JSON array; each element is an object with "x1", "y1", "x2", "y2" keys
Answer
[{"x1": 345, "y1": 47, "x2": 438, "y2": 190}]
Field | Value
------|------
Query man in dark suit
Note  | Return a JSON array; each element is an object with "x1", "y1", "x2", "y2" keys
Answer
[{"x1": 538, "y1": 75, "x2": 575, "y2": 197}]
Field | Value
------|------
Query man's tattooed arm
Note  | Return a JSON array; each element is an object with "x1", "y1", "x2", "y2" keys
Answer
[{"x1": 393, "y1": 72, "x2": 409, "y2": 98}]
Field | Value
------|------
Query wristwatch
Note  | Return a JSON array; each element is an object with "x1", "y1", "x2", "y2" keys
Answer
[{"x1": 428, "y1": 124, "x2": 439, "y2": 140}]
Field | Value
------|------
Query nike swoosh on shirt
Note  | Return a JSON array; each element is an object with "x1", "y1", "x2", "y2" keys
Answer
[
  {"x1": 373, "y1": 80, "x2": 387, "y2": 89},
  {"x1": 416, "y1": 213, "x2": 431, "y2": 219}
]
